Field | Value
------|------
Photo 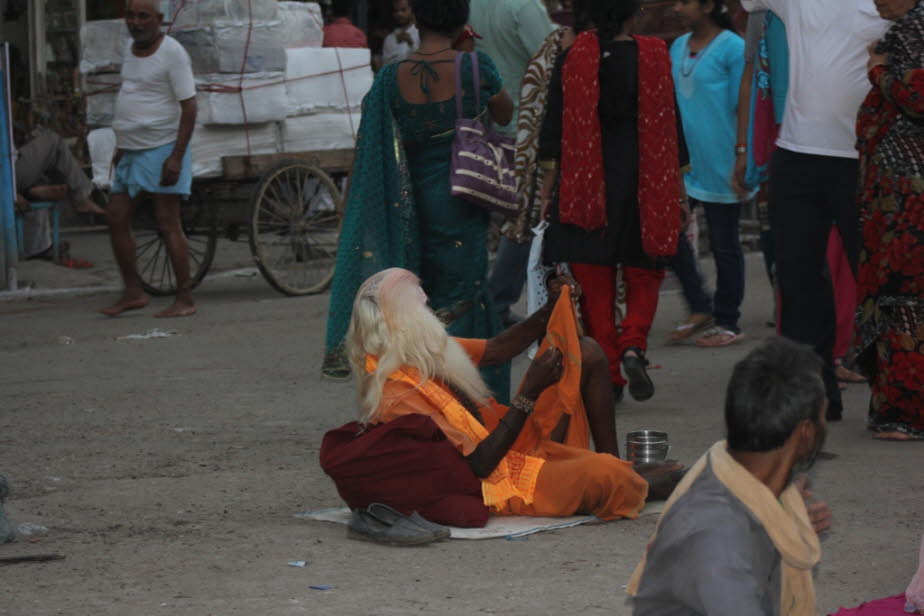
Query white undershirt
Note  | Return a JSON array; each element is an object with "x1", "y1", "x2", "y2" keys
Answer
[
  {"x1": 113, "y1": 35, "x2": 196, "y2": 151},
  {"x1": 382, "y1": 24, "x2": 420, "y2": 66},
  {"x1": 740, "y1": 0, "x2": 889, "y2": 159}
]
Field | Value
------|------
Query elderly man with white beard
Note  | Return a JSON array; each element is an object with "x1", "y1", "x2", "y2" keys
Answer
[{"x1": 343, "y1": 268, "x2": 683, "y2": 524}]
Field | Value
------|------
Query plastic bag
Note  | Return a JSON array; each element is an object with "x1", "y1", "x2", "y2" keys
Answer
[{"x1": 526, "y1": 221, "x2": 553, "y2": 317}]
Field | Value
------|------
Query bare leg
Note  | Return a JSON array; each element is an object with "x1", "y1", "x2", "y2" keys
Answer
[
  {"x1": 26, "y1": 184, "x2": 68, "y2": 201},
  {"x1": 23, "y1": 185, "x2": 103, "y2": 214},
  {"x1": 100, "y1": 193, "x2": 149, "y2": 316},
  {"x1": 77, "y1": 198, "x2": 106, "y2": 215},
  {"x1": 15, "y1": 131, "x2": 98, "y2": 213},
  {"x1": 578, "y1": 337, "x2": 620, "y2": 456},
  {"x1": 152, "y1": 194, "x2": 196, "y2": 318}
]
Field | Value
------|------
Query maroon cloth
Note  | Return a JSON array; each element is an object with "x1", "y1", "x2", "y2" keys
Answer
[
  {"x1": 319, "y1": 414, "x2": 489, "y2": 528},
  {"x1": 323, "y1": 18, "x2": 369, "y2": 48}
]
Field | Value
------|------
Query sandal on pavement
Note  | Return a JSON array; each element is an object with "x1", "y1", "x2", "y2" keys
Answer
[
  {"x1": 871, "y1": 431, "x2": 924, "y2": 442},
  {"x1": 56, "y1": 256, "x2": 93, "y2": 269},
  {"x1": 667, "y1": 313, "x2": 714, "y2": 344},
  {"x1": 622, "y1": 347, "x2": 654, "y2": 402},
  {"x1": 695, "y1": 327, "x2": 745, "y2": 348}
]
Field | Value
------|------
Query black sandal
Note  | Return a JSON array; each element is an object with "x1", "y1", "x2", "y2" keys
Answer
[{"x1": 622, "y1": 347, "x2": 654, "y2": 402}]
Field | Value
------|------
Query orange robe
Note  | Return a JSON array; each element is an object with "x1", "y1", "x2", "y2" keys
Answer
[{"x1": 374, "y1": 288, "x2": 648, "y2": 521}]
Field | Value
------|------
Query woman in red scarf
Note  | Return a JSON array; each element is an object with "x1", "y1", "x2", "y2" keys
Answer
[{"x1": 538, "y1": 0, "x2": 689, "y2": 403}]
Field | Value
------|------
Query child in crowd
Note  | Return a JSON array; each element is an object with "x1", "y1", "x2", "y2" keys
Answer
[{"x1": 382, "y1": 0, "x2": 419, "y2": 65}]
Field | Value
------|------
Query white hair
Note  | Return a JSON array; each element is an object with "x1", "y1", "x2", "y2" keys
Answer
[{"x1": 347, "y1": 269, "x2": 491, "y2": 423}]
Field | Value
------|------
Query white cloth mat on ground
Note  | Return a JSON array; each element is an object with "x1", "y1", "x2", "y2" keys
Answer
[{"x1": 296, "y1": 502, "x2": 665, "y2": 540}]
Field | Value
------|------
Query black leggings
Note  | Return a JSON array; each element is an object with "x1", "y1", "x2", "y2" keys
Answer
[{"x1": 768, "y1": 147, "x2": 860, "y2": 416}]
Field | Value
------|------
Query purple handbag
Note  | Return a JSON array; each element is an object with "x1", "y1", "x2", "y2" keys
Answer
[{"x1": 449, "y1": 52, "x2": 518, "y2": 216}]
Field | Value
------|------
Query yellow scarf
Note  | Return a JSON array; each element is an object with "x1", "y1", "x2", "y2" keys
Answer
[
  {"x1": 627, "y1": 441, "x2": 821, "y2": 616},
  {"x1": 366, "y1": 356, "x2": 545, "y2": 508}
]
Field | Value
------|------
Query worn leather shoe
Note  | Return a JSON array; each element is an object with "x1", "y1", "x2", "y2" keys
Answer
[
  {"x1": 366, "y1": 503, "x2": 450, "y2": 541},
  {"x1": 623, "y1": 348, "x2": 654, "y2": 401},
  {"x1": 347, "y1": 508, "x2": 437, "y2": 546}
]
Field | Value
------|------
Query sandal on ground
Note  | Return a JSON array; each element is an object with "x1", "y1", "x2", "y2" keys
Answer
[
  {"x1": 695, "y1": 327, "x2": 745, "y2": 348},
  {"x1": 322, "y1": 350, "x2": 352, "y2": 381},
  {"x1": 27, "y1": 241, "x2": 71, "y2": 262},
  {"x1": 835, "y1": 359, "x2": 867, "y2": 383},
  {"x1": 622, "y1": 347, "x2": 654, "y2": 402},
  {"x1": 667, "y1": 313, "x2": 714, "y2": 344},
  {"x1": 871, "y1": 431, "x2": 924, "y2": 442},
  {"x1": 56, "y1": 256, "x2": 93, "y2": 269}
]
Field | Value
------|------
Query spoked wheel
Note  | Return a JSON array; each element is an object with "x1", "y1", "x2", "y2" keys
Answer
[
  {"x1": 248, "y1": 159, "x2": 344, "y2": 296},
  {"x1": 134, "y1": 191, "x2": 218, "y2": 296}
]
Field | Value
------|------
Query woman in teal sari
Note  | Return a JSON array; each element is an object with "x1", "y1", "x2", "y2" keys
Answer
[{"x1": 323, "y1": 0, "x2": 515, "y2": 400}]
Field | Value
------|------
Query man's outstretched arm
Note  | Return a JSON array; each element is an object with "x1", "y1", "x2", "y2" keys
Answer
[{"x1": 478, "y1": 277, "x2": 580, "y2": 367}]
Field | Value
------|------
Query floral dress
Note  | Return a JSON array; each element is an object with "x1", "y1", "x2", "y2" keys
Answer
[{"x1": 855, "y1": 2, "x2": 924, "y2": 438}]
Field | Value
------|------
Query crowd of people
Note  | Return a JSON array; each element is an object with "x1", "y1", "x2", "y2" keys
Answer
[
  {"x1": 313, "y1": 0, "x2": 923, "y2": 610},
  {"x1": 323, "y1": 0, "x2": 923, "y2": 440},
  {"x1": 6, "y1": 0, "x2": 921, "y2": 611}
]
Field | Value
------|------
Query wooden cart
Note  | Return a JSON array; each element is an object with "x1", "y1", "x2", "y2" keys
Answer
[{"x1": 132, "y1": 149, "x2": 353, "y2": 297}]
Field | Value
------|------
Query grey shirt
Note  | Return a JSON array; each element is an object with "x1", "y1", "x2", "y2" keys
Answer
[{"x1": 631, "y1": 465, "x2": 781, "y2": 616}]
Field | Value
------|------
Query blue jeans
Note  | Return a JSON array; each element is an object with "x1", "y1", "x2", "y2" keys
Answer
[
  {"x1": 488, "y1": 235, "x2": 530, "y2": 323},
  {"x1": 670, "y1": 200, "x2": 745, "y2": 332}
]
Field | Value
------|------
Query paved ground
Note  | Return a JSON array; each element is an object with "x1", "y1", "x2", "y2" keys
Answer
[{"x1": 1, "y1": 232, "x2": 921, "y2": 615}]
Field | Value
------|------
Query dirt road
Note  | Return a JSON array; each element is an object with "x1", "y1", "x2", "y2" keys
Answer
[{"x1": 1, "y1": 247, "x2": 921, "y2": 615}]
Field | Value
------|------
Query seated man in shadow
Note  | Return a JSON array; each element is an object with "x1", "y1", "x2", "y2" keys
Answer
[
  {"x1": 335, "y1": 267, "x2": 682, "y2": 534},
  {"x1": 13, "y1": 108, "x2": 105, "y2": 262}
]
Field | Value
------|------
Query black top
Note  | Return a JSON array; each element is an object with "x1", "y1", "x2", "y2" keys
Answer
[{"x1": 539, "y1": 39, "x2": 689, "y2": 268}]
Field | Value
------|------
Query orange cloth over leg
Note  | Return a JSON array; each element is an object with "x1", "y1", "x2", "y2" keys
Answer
[
  {"x1": 481, "y1": 287, "x2": 648, "y2": 520},
  {"x1": 374, "y1": 287, "x2": 648, "y2": 518},
  {"x1": 496, "y1": 441, "x2": 648, "y2": 520}
]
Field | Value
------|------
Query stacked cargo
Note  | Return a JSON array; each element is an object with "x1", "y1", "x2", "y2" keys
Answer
[{"x1": 81, "y1": 0, "x2": 371, "y2": 186}]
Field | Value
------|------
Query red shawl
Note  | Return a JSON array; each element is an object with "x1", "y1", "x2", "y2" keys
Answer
[{"x1": 560, "y1": 33, "x2": 681, "y2": 257}]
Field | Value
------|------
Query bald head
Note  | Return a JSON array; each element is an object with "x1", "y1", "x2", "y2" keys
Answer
[{"x1": 126, "y1": 0, "x2": 164, "y2": 47}]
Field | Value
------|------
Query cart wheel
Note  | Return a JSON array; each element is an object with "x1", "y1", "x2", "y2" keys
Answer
[
  {"x1": 248, "y1": 159, "x2": 343, "y2": 296},
  {"x1": 135, "y1": 191, "x2": 218, "y2": 297}
]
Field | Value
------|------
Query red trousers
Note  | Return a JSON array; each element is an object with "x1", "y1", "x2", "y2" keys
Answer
[
  {"x1": 571, "y1": 263, "x2": 665, "y2": 386},
  {"x1": 827, "y1": 227, "x2": 856, "y2": 359}
]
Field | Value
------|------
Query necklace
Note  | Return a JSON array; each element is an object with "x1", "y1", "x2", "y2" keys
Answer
[
  {"x1": 679, "y1": 32, "x2": 719, "y2": 78},
  {"x1": 414, "y1": 47, "x2": 453, "y2": 56}
]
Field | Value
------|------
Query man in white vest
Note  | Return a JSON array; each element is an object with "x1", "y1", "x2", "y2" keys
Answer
[{"x1": 100, "y1": 0, "x2": 198, "y2": 318}]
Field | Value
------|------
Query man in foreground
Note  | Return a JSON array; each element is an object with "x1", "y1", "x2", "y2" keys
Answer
[
  {"x1": 343, "y1": 268, "x2": 681, "y2": 523},
  {"x1": 628, "y1": 337, "x2": 833, "y2": 615},
  {"x1": 100, "y1": 0, "x2": 197, "y2": 318}
]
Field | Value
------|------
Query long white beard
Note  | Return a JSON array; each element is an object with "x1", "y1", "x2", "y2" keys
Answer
[
  {"x1": 349, "y1": 284, "x2": 492, "y2": 422},
  {"x1": 433, "y1": 335, "x2": 492, "y2": 407}
]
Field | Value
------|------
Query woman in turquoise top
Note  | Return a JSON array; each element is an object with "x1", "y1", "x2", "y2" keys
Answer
[
  {"x1": 323, "y1": 0, "x2": 515, "y2": 399},
  {"x1": 666, "y1": 0, "x2": 754, "y2": 347}
]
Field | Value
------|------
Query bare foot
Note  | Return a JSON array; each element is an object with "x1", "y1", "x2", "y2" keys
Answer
[
  {"x1": 28, "y1": 184, "x2": 68, "y2": 202},
  {"x1": 835, "y1": 363, "x2": 867, "y2": 384},
  {"x1": 154, "y1": 299, "x2": 197, "y2": 318},
  {"x1": 76, "y1": 199, "x2": 106, "y2": 215},
  {"x1": 872, "y1": 431, "x2": 923, "y2": 441},
  {"x1": 99, "y1": 294, "x2": 149, "y2": 317}
]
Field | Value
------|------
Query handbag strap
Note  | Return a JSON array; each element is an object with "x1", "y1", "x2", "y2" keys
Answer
[{"x1": 454, "y1": 51, "x2": 481, "y2": 119}]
